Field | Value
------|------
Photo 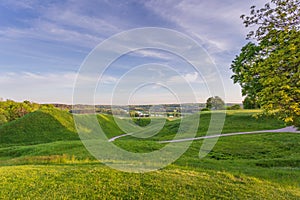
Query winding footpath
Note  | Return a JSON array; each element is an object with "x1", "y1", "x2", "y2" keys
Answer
[
  {"x1": 158, "y1": 126, "x2": 300, "y2": 143},
  {"x1": 108, "y1": 133, "x2": 130, "y2": 142},
  {"x1": 108, "y1": 126, "x2": 300, "y2": 143}
]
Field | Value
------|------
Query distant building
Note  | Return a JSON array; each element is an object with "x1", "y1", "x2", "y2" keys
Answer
[{"x1": 136, "y1": 111, "x2": 149, "y2": 117}]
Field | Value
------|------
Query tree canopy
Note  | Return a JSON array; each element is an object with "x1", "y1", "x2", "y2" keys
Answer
[
  {"x1": 0, "y1": 100, "x2": 53, "y2": 125},
  {"x1": 206, "y1": 96, "x2": 225, "y2": 110},
  {"x1": 231, "y1": 0, "x2": 300, "y2": 127}
]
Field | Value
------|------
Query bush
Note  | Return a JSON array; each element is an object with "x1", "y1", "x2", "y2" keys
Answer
[
  {"x1": 227, "y1": 104, "x2": 241, "y2": 110},
  {"x1": 201, "y1": 108, "x2": 210, "y2": 111},
  {"x1": 0, "y1": 114, "x2": 7, "y2": 125}
]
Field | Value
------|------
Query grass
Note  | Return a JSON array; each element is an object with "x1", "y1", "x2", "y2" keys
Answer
[
  {"x1": 174, "y1": 132, "x2": 300, "y2": 187},
  {"x1": 0, "y1": 108, "x2": 299, "y2": 199},
  {"x1": 122, "y1": 110, "x2": 286, "y2": 141},
  {"x1": 0, "y1": 108, "x2": 79, "y2": 147},
  {"x1": 0, "y1": 165, "x2": 299, "y2": 199}
]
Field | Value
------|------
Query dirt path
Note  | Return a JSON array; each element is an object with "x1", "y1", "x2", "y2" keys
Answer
[{"x1": 158, "y1": 126, "x2": 300, "y2": 143}]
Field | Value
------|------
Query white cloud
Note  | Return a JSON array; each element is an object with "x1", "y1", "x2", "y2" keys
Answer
[
  {"x1": 100, "y1": 75, "x2": 118, "y2": 84},
  {"x1": 168, "y1": 72, "x2": 198, "y2": 83},
  {"x1": 0, "y1": 71, "x2": 76, "y2": 87},
  {"x1": 44, "y1": 8, "x2": 121, "y2": 36},
  {"x1": 133, "y1": 49, "x2": 172, "y2": 60},
  {"x1": 0, "y1": 21, "x2": 103, "y2": 49},
  {"x1": 183, "y1": 72, "x2": 198, "y2": 82},
  {"x1": 167, "y1": 71, "x2": 217, "y2": 85},
  {"x1": 0, "y1": 0, "x2": 36, "y2": 9}
]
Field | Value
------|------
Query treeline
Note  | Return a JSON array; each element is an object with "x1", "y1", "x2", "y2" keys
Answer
[{"x1": 0, "y1": 100, "x2": 53, "y2": 125}]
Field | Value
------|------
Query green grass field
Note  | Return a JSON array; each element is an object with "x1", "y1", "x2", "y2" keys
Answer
[{"x1": 0, "y1": 108, "x2": 299, "y2": 199}]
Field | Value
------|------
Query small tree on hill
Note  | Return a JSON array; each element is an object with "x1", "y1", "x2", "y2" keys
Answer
[{"x1": 206, "y1": 96, "x2": 225, "y2": 110}]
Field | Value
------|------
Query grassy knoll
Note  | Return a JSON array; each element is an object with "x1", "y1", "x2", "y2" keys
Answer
[
  {"x1": 0, "y1": 108, "x2": 78, "y2": 146},
  {"x1": 0, "y1": 108, "x2": 299, "y2": 199}
]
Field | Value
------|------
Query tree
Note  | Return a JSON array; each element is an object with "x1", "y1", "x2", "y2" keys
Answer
[
  {"x1": 0, "y1": 107, "x2": 7, "y2": 125},
  {"x1": 231, "y1": 0, "x2": 300, "y2": 127},
  {"x1": 0, "y1": 99, "x2": 42, "y2": 124},
  {"x1": 231, "y1": 42, "x2": 262, "y2": 106},
  {"x1": 243, "y1": 96, "x2": 260, "y2": 109},
  {"x1": 206, "y1": 96, "x2": 225, "y2": 110}
]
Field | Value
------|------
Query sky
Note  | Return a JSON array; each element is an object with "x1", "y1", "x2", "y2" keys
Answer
[{"x1": 0, "y1": 0, "x2": 267, "y2": 104}]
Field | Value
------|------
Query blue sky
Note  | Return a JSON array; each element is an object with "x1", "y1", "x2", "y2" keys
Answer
[{"x1": 0, "y1": 0, "x2": 266, "y2": 104}]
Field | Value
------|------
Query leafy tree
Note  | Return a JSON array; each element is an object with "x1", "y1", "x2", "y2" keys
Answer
[
  {"x1": 231, "y1": 0, "x2": 300, "y2": 127},
  {"x1": 0, "y1": 107, "x2": 7, "y2": 125},
  {"x1": 231, "y1": 42, "x2": 262, "y2": 106},
  {"x1": 243, "y1": 96, "x2": 260, "y2": 109},
  {"x1": 0, "y1": 100, "x2": 43, "y2": 124},
  {"x1": 0, "y1": 114, "x2": 7, "y2": 125},
  {"x1": 206, "y1": 96, "x2": 225, "y2": 110}
]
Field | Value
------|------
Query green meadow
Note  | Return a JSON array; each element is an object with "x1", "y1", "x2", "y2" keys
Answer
[{"x1": 0, "y1": 108, "x2": 299, "y2": 199}]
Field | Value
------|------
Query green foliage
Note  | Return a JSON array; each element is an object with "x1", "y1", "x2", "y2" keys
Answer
[
  {"x1": 129, "y1": 110, "x2": 138, "y2": 117},
  {"x1": 231, "y1": 0, "x2": 300, "y2": 127},
  {"x1": 243, "y1": 96, "x2": 260, "y2": 109},
  {"x1": 201, "y1": 108, "x2": 210, "y2": 111},
  {"x1": 132, "y1": 117, "x2": 151, "y2": 127},
  {"x1": 227, "y1": 104, "x2": 241, "y2": 110},
  {"x1": 231, "y1": 42, "x2": 263, "y2": 102},
  {"x1": 0, "y1": 100, "x2": 49, "y2": 125},
  {"x1": 0, "y1": 114, "x2": 7, "y2": 125},
  {"x1": 241, "y1": 0, "x2": 300, "y2": 40},
  {"x1": 206, "y1": 96, "x2": 225, "y2": 110},
  {"x1": 256, "y1": 30, "x2": 300, "y2": 125}
]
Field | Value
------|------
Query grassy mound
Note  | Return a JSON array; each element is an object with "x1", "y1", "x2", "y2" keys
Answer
[{"x1": 0, "y1": 108, "x2": 78, "y2": 146}]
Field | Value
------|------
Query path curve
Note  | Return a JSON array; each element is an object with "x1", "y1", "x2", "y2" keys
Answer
[
  {"x1": 108, "y1": 134, "x2": 129, "y2": 142},
  {"x1": 158, "y1": 126, "x2": 300, "y2": 143},
  {"x1": 108, "y1": 126, "x2": 300, "y2": 143}
]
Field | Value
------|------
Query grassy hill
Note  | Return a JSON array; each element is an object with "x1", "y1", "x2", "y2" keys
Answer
[
  {"x1": 0, "y1": 108, "x2": 78, "y2": 146},
  {"x1": 0, "y1": 108, "x2": 127, "y2": 147},
  {"x1": 0, "y1": 108, "x2": 299, "y2": 199}
]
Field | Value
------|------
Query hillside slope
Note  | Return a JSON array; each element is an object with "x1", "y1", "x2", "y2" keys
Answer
[
  {"x1": 0, "y1": 108, "x2": 78, "y2": 146},
  {"x1": 0, "y1": 109, "x2": 128, "y2": 147}
]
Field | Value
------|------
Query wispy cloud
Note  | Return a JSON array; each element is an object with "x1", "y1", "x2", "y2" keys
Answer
[
  {"x1": 133, "y1": 49, "x2": 173, "y2": 60},
  {"x1": 0, "y1": 0, "x2": 123, "y2": 49},
  {"x1": 0, "y1": 71, "x2": 119, "y2": 103},
  {"x1": 167, "y1": 71, "x2": 217, "y2": 85},
  {"x1": 143, "y1": 0, "x2": 265, "y2": 54}
]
